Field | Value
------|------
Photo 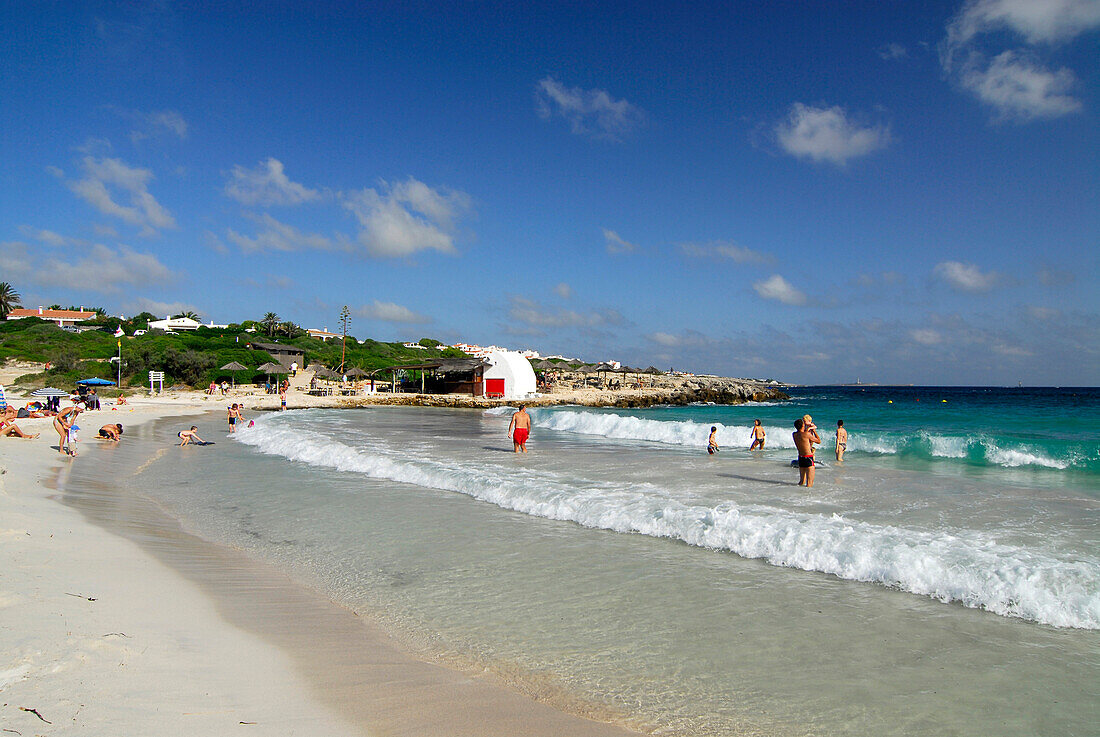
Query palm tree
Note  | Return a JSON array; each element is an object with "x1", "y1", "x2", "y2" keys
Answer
[
  {"x1": 178, "y1": 310, "x2": 202, "y2": 321},
  {"x1": 261, "y1": 312, "x2": 280, "y2": 336},
  {"x1": 280, "y1": 321, "x2": 299, "y2": 338},
  {"x1": 0, "y1": 282, "x2": 21, "y2": 319}
]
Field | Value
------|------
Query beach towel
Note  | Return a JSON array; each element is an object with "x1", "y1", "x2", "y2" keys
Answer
[{"x1": 0, "y1": 384, "x2": 6, "y2": 410}]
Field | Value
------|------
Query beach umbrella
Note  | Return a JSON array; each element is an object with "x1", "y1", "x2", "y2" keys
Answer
[
  {"x1": 31, "y1": 387, "x2": 70, "y2": 398},
  {"x1": 0, "y1": 383, "x2": 5, "y2": 409},
  {"x1": 644, "y1": 366, "x2": 662, "y2": 374},
  {"x1": 76, "y1": 377, "x2": 116, "y2": 386},
  {"x1": 255, "y1": 362, "x2": 286, "y2": 373},
  {"x1": 220, "y1": 361, "x2": 248, "y2": 388},
  {"x1": 344, "y1": 367, "x2": 368, "y2": 377}
]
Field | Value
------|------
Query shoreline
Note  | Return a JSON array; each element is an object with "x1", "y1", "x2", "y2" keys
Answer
[{"x1": 0, "y1": 401, "x2": 642, "y2": 736}]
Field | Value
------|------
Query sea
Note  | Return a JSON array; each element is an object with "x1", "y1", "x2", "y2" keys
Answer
[{"x1": 76, "y1": 386, "x2": 1100, "y2": 735}]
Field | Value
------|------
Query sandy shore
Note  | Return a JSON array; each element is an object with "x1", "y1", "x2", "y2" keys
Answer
[{"x1": 0, "y1": 398, "x2": 641, "y2": 736}]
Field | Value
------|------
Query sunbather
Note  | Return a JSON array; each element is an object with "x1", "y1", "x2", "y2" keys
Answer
[{"x1": 0, "y1": 419, "x2": 39, "y2": 438}]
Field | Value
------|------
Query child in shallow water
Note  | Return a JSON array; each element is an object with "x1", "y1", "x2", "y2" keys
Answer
[{"x1": 66, "y1": 424, "x2": 80, "y2": 456}]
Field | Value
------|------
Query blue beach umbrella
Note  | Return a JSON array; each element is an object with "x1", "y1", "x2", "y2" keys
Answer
[
  {"x1": 76, "y1": 377, "x2": 116, "y2": 386},
  {"x1": 0, "y1": 383, "x2": 6, "y2": 410}
]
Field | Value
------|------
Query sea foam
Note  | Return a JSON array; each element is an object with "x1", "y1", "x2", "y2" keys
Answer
[
  {"x1": 235, "y1": 418, "x2": 1100, "y2": 629},
  {"x1": 535, "y1": 410, "x2": 1082, "y2": 471}
]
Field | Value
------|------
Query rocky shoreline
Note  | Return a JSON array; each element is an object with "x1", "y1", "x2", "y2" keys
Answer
[{"x1": 315, "y1": 374, "x2": 789, "y2": 410}]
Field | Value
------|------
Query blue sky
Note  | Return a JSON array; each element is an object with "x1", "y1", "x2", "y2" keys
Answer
[{"x1": 2, "y1": 1, "x2": 1097, "y2": 385}]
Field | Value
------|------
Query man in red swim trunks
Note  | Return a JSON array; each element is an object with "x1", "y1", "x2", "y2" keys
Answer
[{"x1": 507, "y1": 405, "x2": 531, "y2": 453}]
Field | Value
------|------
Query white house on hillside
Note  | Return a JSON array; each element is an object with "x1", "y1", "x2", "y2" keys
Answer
[{"x1": 147, "y1": 316, "x2": 229, "y2": 331}]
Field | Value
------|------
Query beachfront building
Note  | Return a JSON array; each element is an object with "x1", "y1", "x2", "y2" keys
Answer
[
  {"x1": 307, "y1": 328, "x2": 340, "y2": 341},
  {"x1": 147, "y1": 316, "x2": 231, "y2": 332},
  {"x1": 483, "y1": 350, "x2": 537, "y2": 399},
  {"x1": 401, "y1": 342, "x2": 429, "y2": 350},
  {"x1": 248, "y1": 341, "x2": 305, "y2": 372},
  {"x1": 6, "y1": 307, "x2": 97, "y2": 327}
]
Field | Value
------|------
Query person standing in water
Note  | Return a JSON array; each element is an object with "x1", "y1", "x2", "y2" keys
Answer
[
  {"x1": 749, "y1": 419, "x2": 766, "y2": 450},
  {"x1": 835, "y1": 419, "x2": 847, "y2": 462},
  {"x1": 793, "y1": 417, "x2": 822, "y2": 487},
  {"x1": 508, "y1": 405, "x2": 531, "y2": 453},
  {"x1": 707, "y1": 426, "x2": 720, "y2": 454}
]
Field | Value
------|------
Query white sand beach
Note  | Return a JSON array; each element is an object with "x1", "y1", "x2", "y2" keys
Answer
[{"x1": 0, "y1": 397, "x2": 640, "y2": 736}]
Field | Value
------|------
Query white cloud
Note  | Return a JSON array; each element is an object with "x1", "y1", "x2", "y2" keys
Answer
[
  {"x1": 910, "y1": 328, "x2": 943, "y2": 345},
  {"x1": 1037, "y1": 267, "x2": 1074, "y2": 286},
  {"x1": 124, "y1": 298, "x2": 199, "y2": 318},
  {"x1": 508, "y1": 295, "x2": 624, "y2": 329},
  {"x1": 649, "y1": 332, "x2": 681, "y2": 347},
  {"x1": 225, "y1": 158, "x2": 321, "y2": 206},
  {"x1": 645, "y1": 330, "x2": 710, "y2": 348},
  {"x1": 111, "y1": 107, "x2": 189, "y2": 142},
  {"x1": 679, "y1": 241, "x2": 773, "y2": 265},
  {"x1": 753, "y1": 274, "x2": 808, "y2": 305},
  {"x1": 68, "y1": 156, "x2": 176, "y2": 234},
  {"x1": 1, "y1": 240, "x2": 175, "y2": 294},
  {"x1": 0, "y1": 241, "x2": 31, "y2": 279},
  {"x1": 941, "y1": 0, "x2": 1098, "y2": 121},
  {"x1": 775, "y1": 103, "x2": 890, "y2": 165},
  {"x1": 20, "y1": 227, "x2": 69, "y2": 247},
  {"x1": 92, "y1": 223, "x2": 119, "y2": 238},
  {"x1": 554, "y1": 282, "x2": 573, "y2": 299},
  {"x1": 226, "y1": 213, "x2": 342, "y2": 253},
  {"x1": 878, "y1": 43, "x2": 908, "y2": 60},
  {"x1": 960, "y1": 51, "x2": 1081, "y2": 121},
  {"x1": 993, "y1": 342, "x2": 1033, "y2": 357},
  {"x1": 146, "y1": 110, "x2": 188, "y2": 138},
  {"x1": 933, "y1": 261, "x2": 1000, "y2": 292},
  {"x1": 343, "y1": 177, "x2": 470, "y2": 258},
  {"x1": 353, "y1": 300, "x2": 431, "y2": 324},
  {"x1": 1026, "y1": 305, "x2": 1060, "y2": 320},
  {"x1": 603, "y1": 229, "x2": 637, "y2": 254},
  {"x1": 946, "y1": 0, "x2": 1100, "y2": 49},
  {"x1": 536, "y1": 77, "x2": 645, "y2": 141}
]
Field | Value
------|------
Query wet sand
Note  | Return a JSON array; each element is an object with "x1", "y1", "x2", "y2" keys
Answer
[{"x1": 0, "y1": 401, "x2": 639, "y2": 736}]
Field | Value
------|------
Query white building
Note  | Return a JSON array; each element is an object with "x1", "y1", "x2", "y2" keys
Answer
[
  {"x1": 482, "y1": 349, "x2": 537, "y2": 400},
  {"x1": 147, "y1": 316, "x2": 229, "y2": 331}
]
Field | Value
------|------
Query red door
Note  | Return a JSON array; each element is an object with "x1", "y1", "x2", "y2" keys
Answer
[{"x1": 485, "y1": 378, "x2": 505, "y2": 398}]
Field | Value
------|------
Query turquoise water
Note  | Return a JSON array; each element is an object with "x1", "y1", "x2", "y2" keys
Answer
[
  {"x1": 98, "y1": 387, "x2": 1099, "y2": 736},
  {"x1": 552, "y1": 386, "x2": 1100, "y2": 477}
]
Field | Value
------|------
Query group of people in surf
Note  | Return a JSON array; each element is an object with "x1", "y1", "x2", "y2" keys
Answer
[{"x1": 706, "y1": 416, "x2": 848, "y2": 488}]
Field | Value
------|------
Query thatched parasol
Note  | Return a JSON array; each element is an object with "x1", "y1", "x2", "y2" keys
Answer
[{"x1": 219, "y1": 361, "x2": 249, "y2": 388}]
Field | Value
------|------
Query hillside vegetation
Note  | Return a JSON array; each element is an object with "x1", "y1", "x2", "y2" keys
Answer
[{"x1": 0, "y1": 315, "x2": 467, "y2": 389}]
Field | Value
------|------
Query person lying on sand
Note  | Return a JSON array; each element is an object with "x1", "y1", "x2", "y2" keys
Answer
[
  {"x1": 0, "y1": 419, "x2": 39, "y2": 438},
  {"x1": 178, "y1": 426, "x2": 204, "y2": 446},
  {"x1": 98, "y1": 423, "x2": 123, "y2": 441}
]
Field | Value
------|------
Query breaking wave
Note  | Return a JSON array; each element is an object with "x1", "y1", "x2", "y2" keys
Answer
[
  {"x1": 533, "y1": 410, "x2": 1094, "y2": 472},
  {"x1": 235, "y1": 418, "x2": 1100, "y2": 629}
]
